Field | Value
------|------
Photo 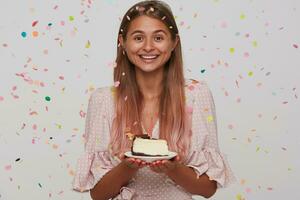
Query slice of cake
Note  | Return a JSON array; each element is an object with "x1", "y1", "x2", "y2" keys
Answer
[{"x1": 131, "y1": 135, "x2": 169, "y2": 156}]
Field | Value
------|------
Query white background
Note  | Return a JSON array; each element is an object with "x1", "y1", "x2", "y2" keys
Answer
[{"x1": 0, "y1": 0, "x2": 299, "y2": 199}]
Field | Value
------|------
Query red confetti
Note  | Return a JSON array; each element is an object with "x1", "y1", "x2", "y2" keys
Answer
[{"x1": 32, "y1": 20, "x2": 39, "y2": 27}]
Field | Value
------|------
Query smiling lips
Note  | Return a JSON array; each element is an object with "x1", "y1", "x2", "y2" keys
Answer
[{"x1": 139, "y1": 54, "x2": 159, "y2": 62}]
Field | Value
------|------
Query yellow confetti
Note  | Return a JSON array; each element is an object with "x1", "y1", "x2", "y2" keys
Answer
[
  {"x1": 240, "y1": 13, "x2": 246, "y2": 20},
  {"x1": 236, "y1": 193, "x2": 244, "y2": 200},
  {"x1": 252, "y1": 40, "x2": 258, "y2": 47},
  {"x1": 248, "y1": 71, "x2": 253, "y2": 77},
  {"x1": 85, "y1": 40, "x2": 91, "y2": 48},
  {"x1": 256, "y1": 146, "x2": 260, "y2": 152},
  {"x1": 207, "y1": 115, "x2": 214, "y2": 122},
  {"x1": 56, "y1": 124, "x2": 62, "y2": 129},
  {"x1": 229, "y1": 48, "x2": 235, "y2": 54}
]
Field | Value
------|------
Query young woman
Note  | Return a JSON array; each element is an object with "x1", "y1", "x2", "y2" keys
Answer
[{"x1": 73, "y1": 1, "x2": 235, "y2": 199}]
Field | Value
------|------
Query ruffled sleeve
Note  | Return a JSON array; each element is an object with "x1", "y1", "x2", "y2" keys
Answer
[
  {"x1": 72, "y1": 88, "x2": 116, "y2": 192},
  {"x1": 185, "y1": 80, "x2": 236, "y2": 188}
]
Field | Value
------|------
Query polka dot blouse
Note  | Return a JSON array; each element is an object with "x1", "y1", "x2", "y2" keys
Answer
[{"x1": 72, "y1": 79, "x2": 235, "y2": 199}]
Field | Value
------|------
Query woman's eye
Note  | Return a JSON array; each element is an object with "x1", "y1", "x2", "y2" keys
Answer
[
  {"x1": 155, "y1": 36, "x2": 163, "y2": 41},
  {"x1": 134, "y1": 36, "x2": 143, "y2": 41}
]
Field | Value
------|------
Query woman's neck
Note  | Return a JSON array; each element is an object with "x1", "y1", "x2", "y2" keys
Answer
[{"x1": 135, "y1": 67, "x2": 164, "y2": 100}]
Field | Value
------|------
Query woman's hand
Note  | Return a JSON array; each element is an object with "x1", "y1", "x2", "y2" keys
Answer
[
  {"x1": 119, "y1": 153, "x2": 148, "y2": 170},
  {"x1": 149, "y1": 155, "x2": 181, "y2": 174}
]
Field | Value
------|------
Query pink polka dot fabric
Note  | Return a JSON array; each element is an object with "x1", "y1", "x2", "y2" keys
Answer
[{"x1": 72, "y1": 79, "x2": 235, "y2": 199}]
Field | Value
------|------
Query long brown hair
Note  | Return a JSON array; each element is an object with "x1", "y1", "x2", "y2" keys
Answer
[{"x1": 110, "y1": 0, "x2": 191, "y2": 161}]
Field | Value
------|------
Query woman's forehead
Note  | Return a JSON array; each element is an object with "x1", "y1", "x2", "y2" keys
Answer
[{"x1": 127, "y1": 15, "x2": 170, "y2": 35}]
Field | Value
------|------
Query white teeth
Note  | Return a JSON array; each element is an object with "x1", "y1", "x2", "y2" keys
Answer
[{"x1": 140, "y1": 55, "x2": 158, "y2": 59}]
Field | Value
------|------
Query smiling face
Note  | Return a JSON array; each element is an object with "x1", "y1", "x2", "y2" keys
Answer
[{"x1": 119, "y1": 15, "x2": 178, "y2": 73}]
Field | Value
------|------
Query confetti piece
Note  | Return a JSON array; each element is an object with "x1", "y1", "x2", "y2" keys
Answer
[
  {"x1": 248, "y1": 71, "x2": 253, "y2": 77},
  {"x1": 45, "y1": 96, "x2": 51, "y2": 101},
  {"x1": 69, "y1": 16, "x2": 75, "y2": 21},
  {"x1": 282, "y1": 101, "x2": 288, "y2": 104},
  {"x1": 293, "y1": 44, "x2": 298, "y2": 48},
  {"x1": 281, "y1": 147, "x2": 287, "y2": 151},
  {"x1": 256, "y1": 146, "x2": 260, "y2": 152},
  {"x1": 21, "y1": 32, "x2": 27, "y2": 38},
  {"x1": 48, "y1": 23, "x2": 52, "y2": 26},
  {"x1": 207, "y1": 115, "x2": 214, "y2": 122},
  {"x1": 33, "y1": 124, "x2": 37, "y2": 130},
  {"x1": 265, "y1": 72, "x2": 271, "y2": 76},
  {"x1": 59, "y1": 76, "x2": 64, "y2": 80},
  {"x1": 228, "y1": 124, "x2": 234, "y2": 129},
  {"x1": 236, "y1": 193, "x2": 245, "y2": 200},
  {"x1": 79, "y1": 110, "x2": 86, "y2": 118},
  {"x1": 246, "y1": 188, "x2": 252, "y2": 193},
  {"x1": 200, "y1": 69, "x2": 206, "y2": 73},
  {"x1": 32, "y1": 31, "x2": 39, "y2": 37},
  {"x1": 252, "y1": 40, "x2": 258, "y2": 47},
  {"x1": 0, "y1": 96, "x2": 4, "y2": 101},
  {"x1": 229, "y1": 48, "x2": 235, "y2": 54},
  {"x1": 55, "y1": 124, "x2": 62, "y2": 129},
  {"x1": 114, "y1": 81, "x2": 120, "y2": 87},
  {"x1": 29, "y1": 111, "x2": 38, "y2": 115},
  {"x1": 32, "y1": 20, "x2": 38, "y2": 27},
  {"x1": 244, "y1": 52, "x2": 249, "y2": 58},
  {"x1": 240, "y1": 13, "x2": 246, "y2": 20},
  {"x1": 85, "y1": 40, "x2": 91, "y2": 48},
  {"x1": 5, "y1": 165, "x2": 12, "y2": 171},
  {"x1": 38, "y1": 183, "x2": 42, "y2": 188}
]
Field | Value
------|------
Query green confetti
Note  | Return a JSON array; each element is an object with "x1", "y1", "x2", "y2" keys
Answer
[
  {"x1": 45, "y1": 96, "x2": 51, "y2": 101},
  {"x1": 38, "y1": 183, "x2": 42, "y2": 188},
  {"x1": 248, "y1": 71, "x2": 253, "y2": 77},
  {"x1": 201, "y1": 69, "x2": 206, "y2": 73},
  {"x1": 69, "y1": 16, "x2": 74, "y2": 21}
]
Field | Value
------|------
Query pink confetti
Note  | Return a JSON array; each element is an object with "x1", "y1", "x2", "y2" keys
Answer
[
  {"x1": 114, "y1": 81, "x2": 120, "y2": 87},
  {"x1": 228, "y1": 124, "x2": 234, "y2": 129},
  {"x1": 5, "y1": 165, "x2": 12, "y2": 171},
  {"x1": 244, "y1": 52, "x2": 249, "y2": 57},
  {"x1": 2, "y1": 43, "x2": 8, "y2": 47},
  {"x1": 246, "y1": 188, "x2": 252, "y2": 193},
  {"x1": 188, "y1": 85, "x2": 194, "y2": 91},
  {"x1": 32, "y1": 20, "x2": 39, "y2": 27},
  {"x1": 59, "y1": 76, "x2": 64, "y2": 80},
  {"x1": 0, "y1": 96, "x2": 4, "y2": 101},
  {"x1": 79, "y1": 110, "x2": 86, "y2": 118},
  {"x1": 32, "y1": 138, "x2": 35, "y2": 144},
  {"x1": 12, "y1": 86, "x2": 17, "y2": 91},
  {"x1": 293, "y1": 44, "x2": 298, "y2": 48},
  {"x1": 53, "y1": 5, "x2": 58, "y2": 10},
  {"x1": 282, "y1": 101, "x2": 288, "y2": 104},
  {"x1": 236, "y1": 98, "x2": 241, "y2": 103},
  {"x1": 33, "y1": 124, "x2": 37, "y2": 130},
  {"x1": 267, "y1": 187, "x2": 273, "y2": 191}
]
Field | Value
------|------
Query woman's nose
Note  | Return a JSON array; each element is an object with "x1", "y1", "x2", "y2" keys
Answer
[{"x1": 143, "y1": 38, "x2": 154, "y2": 52}]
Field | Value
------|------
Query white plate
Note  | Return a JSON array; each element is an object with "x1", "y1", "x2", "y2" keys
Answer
[{"x1": 124, "y1": 151, "x2": 177, "y2": 163}]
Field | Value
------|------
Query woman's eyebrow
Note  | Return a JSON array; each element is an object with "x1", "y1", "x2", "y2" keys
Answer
[{"x1": 130, "y1": 29, "x2": 167, "y2": 36}]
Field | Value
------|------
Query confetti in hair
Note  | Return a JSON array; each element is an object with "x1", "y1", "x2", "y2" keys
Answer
[
  {"x1": 126, "y1": 15, "x2": 130, "y2": 21},
  {"x1": 162, "y1": 16, "x2": 166, "y2": 20},
  {"x1": 169, "y1": 25, "x2": 173, "y2": 29},
  {"x1": 149, "y1": 7, "x2": 155, "y2": 12}
]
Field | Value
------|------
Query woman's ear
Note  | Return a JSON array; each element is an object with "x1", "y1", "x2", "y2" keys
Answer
[
  {"x1": 118, "y1": 34, "x2": 124, "y2": 48},
  {"x1": 172, "y1": 34, "x2": 179, "y2": 51}
]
